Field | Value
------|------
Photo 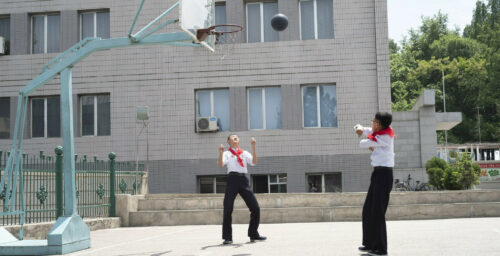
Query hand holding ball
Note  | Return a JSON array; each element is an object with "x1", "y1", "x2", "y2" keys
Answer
[{"x1": 271, "y1": 13, "x2": 289, "y2": 32}]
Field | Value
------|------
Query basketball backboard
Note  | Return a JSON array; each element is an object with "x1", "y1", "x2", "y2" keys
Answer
[{"x1": 179, "y1": 0, "x2": 216, "y2": 52}]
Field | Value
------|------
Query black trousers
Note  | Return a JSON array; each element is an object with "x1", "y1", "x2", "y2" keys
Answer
[
  {"x1": 222, "y1": 174, "x2": 260, "y2": 240},
  {"x1": 362, "y1": 166, "x2": 393, "y2": 253}
]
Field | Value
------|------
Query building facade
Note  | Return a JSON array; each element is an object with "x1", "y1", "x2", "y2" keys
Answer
[{"x1": 0, "y1": 0, "x2": 396, "y2": 193}]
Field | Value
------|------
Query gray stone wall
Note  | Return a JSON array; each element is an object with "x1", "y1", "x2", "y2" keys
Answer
[{"x1": 0, "y1": 0, "x2": 393, "y2": 192}]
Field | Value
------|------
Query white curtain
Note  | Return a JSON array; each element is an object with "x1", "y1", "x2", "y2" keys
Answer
[
  {"x1": 46, "y1": 15, "x2": 60, "y2": 53},
  {"x1": 213, "y1": 89, "x2": 230, "y2": 131},
  {"x1": 300, "y1": 0, "x2": 315, "y2": 40},
  {"x1": 32, "y1": 15, "x2": 44, "y2": 53},
  {"x1": 303, "y1": 86, "x2": 318, "y2": 127},
  {"x1": 263, "y1": 2, "x2": 278, "y2": 42},
  {"x1": 265, "y1": 87, "x2": 281, "y2": 129},
  {"x1": 319, "y1": 85, "x2": 337, "y2": 127},
  {"x1": 247, "y1": 3, "x2": 261, "y2": 43},
  {"x1": 81, "y1": 13, "x2": 94, "y2": 39},
  {"x1": 317, "y1": 0, "x2": 334, "y2": 39},
  {"x1": 249, "y1": 88, "x2": 263, "y2": 129},
  {"x1": 196, "y1": 91, "x2": 211, "y2": 117},
  {"x1": 96, "y1": 12, "x2": 110, "y2": 39}
]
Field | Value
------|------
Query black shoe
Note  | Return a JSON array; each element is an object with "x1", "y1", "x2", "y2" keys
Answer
[
  {"x1": 250, "y1": 236, "x2": 267, "y2": 242},
  {"x1": 358, "y1": 246, "x2": 371, "y2": 252},
  {"x1": 368, "y1": 250, "x2": 387, "y2": 256},
  {"x1": 223, "y1": 239, "x2": 233, "y2": 245}
]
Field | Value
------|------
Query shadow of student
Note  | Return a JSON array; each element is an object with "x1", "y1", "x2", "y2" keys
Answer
[
  {"x1": 115, "y1": 251, "x2": 172, "y2": 256},
  {"x1": 201, "y1": 241, "x2": 256, "y2": 250}
]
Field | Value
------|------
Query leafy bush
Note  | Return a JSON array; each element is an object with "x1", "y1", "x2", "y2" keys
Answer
[{"x1": 425, "y1": 153, "x2": 481, "y2": 190}]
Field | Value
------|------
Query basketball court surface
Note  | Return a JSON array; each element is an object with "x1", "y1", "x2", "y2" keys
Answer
[{"x1": 65, "y1": 218, "x2": 500, "y2": 256}]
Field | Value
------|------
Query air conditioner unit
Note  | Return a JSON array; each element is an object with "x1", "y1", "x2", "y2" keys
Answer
[
  {"x1": 0, "y1": 37, "x2": 5, "y2": 55},
  {"x1": 197, "y1": 116, "x2": 219, "y2": 132}
]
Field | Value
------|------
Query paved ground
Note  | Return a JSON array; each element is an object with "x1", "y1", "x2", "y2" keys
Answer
[{"x1": 66, "y1": 218, "x2": 500, "y2": 256}]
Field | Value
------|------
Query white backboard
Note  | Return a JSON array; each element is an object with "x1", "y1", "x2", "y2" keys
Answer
[{"x1": 180, "y1": 0, "x2": 215, "y2": 52}]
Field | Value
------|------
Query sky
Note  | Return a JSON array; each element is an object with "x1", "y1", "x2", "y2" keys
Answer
[{"x1": 388, "y1": 0, "x2": 478, "y2": 44}]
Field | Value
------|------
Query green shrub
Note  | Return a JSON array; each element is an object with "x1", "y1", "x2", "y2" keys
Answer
[{"x1": 424, "y1": 153, "x2": 481, "y2": 190}]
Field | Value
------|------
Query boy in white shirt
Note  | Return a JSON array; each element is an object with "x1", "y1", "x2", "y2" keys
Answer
[
  {"x1": 218, "y1": 135, "x2": 266, "y2": 244},
  {"x1": 354, "y1": 112, "x2": 395, "y2": 256}
]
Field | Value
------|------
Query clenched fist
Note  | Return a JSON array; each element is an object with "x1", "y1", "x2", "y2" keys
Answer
[
  {"x1": 219, "y1": 144, "x2": 225, "y2": 153},
  {"x1": 251, "y1": 137, "x2": 256, "y2": 146}
]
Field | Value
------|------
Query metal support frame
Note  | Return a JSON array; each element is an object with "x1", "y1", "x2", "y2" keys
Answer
[{"x1": 0, "y1": 1, "x2": 202, "y2": 255}]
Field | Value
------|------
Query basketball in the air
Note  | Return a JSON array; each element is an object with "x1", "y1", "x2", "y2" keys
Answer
[{"x1": 271, "y1": 13, "x2": 288, "y2": 31}]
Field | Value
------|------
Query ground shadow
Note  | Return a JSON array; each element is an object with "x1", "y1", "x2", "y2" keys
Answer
[
  {"x1": 114, "y1": 251, "x2": 171, "y2": 256},
  {"x1": 201, "y1": 241, "x2": 256, "y2": 250}
]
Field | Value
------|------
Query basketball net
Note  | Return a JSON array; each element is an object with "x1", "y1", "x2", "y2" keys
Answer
[
  {"x1": 214, "y1": 32, "x2": 238, "y2": 60},
  {"x1": 197, "y1": 24, "x2": 243, "y2": 60}
]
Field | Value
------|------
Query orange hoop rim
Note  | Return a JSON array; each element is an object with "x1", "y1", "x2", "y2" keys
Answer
[{"x1": 196, "y1": 24, "x2": 243, "y2": 42}]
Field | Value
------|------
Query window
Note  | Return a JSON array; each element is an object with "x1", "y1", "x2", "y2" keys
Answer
[
  {"x1": 0, "y1": 16, "x2": 10, "y2": 55},
  {"x1": 248, "y1": 87, "x2": 282, "y2": 130},
  {"x1": 300, "y1": 0, "x2": 334, "y2": 40},
  {"x1": 32, "y1": 14, "x2": 60, "y2": 53},
  {"x1": 252, "y1": 174, "x2": 287, "y2": 193},
  {"x1": 81, "y1": 95, "x2": 110, "y2": 136},
  {"x1": 246, "y1": 2, "x2": 278, "y2": 43},
  {"x1": 307, "y1": 173, "x2": 342, "y2": 192},
  {"x1": 198, "y1": 176, "x2": 227, "y2": 193},
  {"x1": 214, "y1": 3, "x2": 228, "y2": 43},
  {"x1": 31, "y1": 97, "x2": 60, "y2": 138},
  {"x1": 302, "y1": 84, "x2": 337, "y2": 128},
  {"x1": 0, "y1": 98, "x2": 9, "y2": 139},
  {"x1": 196, "y1": 89, "x2": 230, "y2": 131},
  {"x1": 80, "y1": 10, "x2": 110, "y2": 39}
]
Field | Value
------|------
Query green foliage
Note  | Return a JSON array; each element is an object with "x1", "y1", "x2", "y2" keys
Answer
[
  {"x1": 425, "y1": 157, "x2": 448, "y2": 189},
  {"x1": 456, "y1": 153, "x2": 482, "y2": 189},
  {"x1": 427, "y1": 167, "x2": 445, "y2": 189},
  {"x1": 442, "y1": 165, "x2": 462, "y2": 190},
  {"x1": 424, "y1": 154, "x2": 482, "y2": 190},
  {"x1": 391, "y1": 1, "x2": 500, "y2": 143}
]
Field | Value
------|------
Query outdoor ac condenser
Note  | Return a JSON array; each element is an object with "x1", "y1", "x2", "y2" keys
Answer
[
  {"x1": 197, "y1": 116, "x2": 219, "y2": 132},
  {"x1": 0, "y1": 37, "x2": 5, "y2": 55}
]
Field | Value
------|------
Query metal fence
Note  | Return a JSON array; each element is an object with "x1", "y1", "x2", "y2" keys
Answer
[{"x1": 0, "y1": 148, "x2": 146, "y2": 226}]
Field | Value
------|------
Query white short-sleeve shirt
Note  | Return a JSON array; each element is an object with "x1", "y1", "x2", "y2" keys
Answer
[
  {"x1": 356, "y1": 125, "x2": 395, "y2": 167},
  {"x1": 222, "y1": 149, "x2": 254, "y2": 174}
]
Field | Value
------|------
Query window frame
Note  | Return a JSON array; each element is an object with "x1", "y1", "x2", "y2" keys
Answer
[
  {"x1": 0, "y1": 97, "x2": 10, "y2": 139},
  {"x1": 245, "y1": 1, "x2": 278, "y2": 43},
  {"x1": 0, "y1": 15, "x2": 10, "y2": 55},
  {"x1": 30, "y1": 96, "x2": 60, "y2": 138},
  {"x1": 195, "y1": 88, "x2": 230, "y2": 131},
  {"x1": 79, "y1": 10, "x2": 110, "y2": 40},
  {"x1": 299, "y1": 0, "x2": 333, "y2": 40},
  {"x1": 306, "y1": 172, "x2": 342, "y2": 193},
  {"x1": 30, "y1": 13, "x2": 60, "y2": 54},
  {"x1": 198, "y1": 175, "x2": 227, "y2": 194},
  {"x1": 80, "y1": 94, "x2": 110, "y2": 137},
  {"x1": 247, "y1": 87, "x2": 281, "y2": 130},
  {"x1": 252, "y1": 173, "x2": 287, "y2": 194},
  {"x1": 301, "y1": 84, "x2": 337, "y2": 128}
]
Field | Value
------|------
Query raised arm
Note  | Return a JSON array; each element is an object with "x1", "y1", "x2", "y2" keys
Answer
[
  {"x1": 251, "y1": 137, "x2": 258, "y2": 165},
  {"x1": 218, "y1": 144, "x2": 224, "y2": 168}
]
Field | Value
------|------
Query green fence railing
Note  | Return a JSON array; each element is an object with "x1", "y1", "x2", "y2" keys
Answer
[{"x1": 0, "y1": 147, "x2": 146, "y2": 226}]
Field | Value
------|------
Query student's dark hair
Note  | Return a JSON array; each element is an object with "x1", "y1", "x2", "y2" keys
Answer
[
  {"x1": 227, "y1": 134, "x2": 238, "y2": 141},
  {"x1": 375, "y1": 112, "x2": 392, "y2": 129}
]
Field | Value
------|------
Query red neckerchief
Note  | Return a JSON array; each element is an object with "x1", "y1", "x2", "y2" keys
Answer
[
  {"x1": 228, "y1": 147, "x2": 244, "y2": 167},
  {"x1": 367, "y1": 127, "x2": 395, "y2": 142}
]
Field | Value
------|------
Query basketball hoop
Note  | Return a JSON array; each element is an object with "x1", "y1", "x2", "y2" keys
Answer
[{"x1": 197, "y1": 24, "x2": 243, "y2": 59}]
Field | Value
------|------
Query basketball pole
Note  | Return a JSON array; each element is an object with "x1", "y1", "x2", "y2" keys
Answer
[{"x1": 0, "y1": 1, "x2": 207, "y2": 255}]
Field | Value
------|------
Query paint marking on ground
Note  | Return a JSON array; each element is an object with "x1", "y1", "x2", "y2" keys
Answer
[{"x1": 70, "y1": 227, "x2": 203, "y2": 256}]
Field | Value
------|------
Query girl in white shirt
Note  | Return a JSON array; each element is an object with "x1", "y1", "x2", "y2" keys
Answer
[{"x1": 354, "y1": 112, "x2": 395, "y2": 256}]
